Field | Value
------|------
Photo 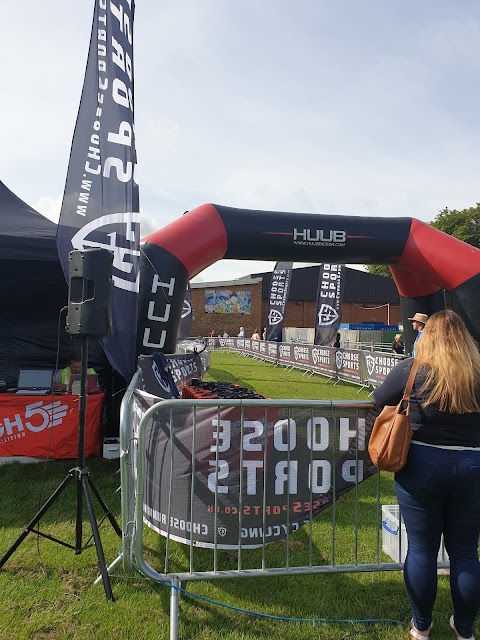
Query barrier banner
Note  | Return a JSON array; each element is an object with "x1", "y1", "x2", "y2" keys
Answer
[
  {"x1": 136, "y1": 353, "x2": 206, "y2": 397},
  {"x1": 0, "y1": 393, "x2": 104, "y2": 458},
  {"x1": 334, "y1": 348, "x2": 363, "y2": 384},
  {"x1": 209, "y1": 339, "x2": 345, "y2": 379},
  {"x1": 56, "y1": 0, "x2": 140, "y2": 381},
  {"x1": 141, "y1": 402, "x2": 378, "y2": 548},
  {"x1": 310, "y1": 346, "x2": 337, "y2": 377},
  {"x1": 165, "y1": 353, "x2": 206, "y2": 390},
  {"x1": 363, "y1": 351, "x2": 404, "y2": 386},
  {"x1": 314, "y1": 264, "x2": 345, "y2": 346},
  {"x1": 137, "y1": 355, "x2": 179, "y2": 399},
  {"x1": 266, "y1": 262, "x2": 292, "y2": 341}
]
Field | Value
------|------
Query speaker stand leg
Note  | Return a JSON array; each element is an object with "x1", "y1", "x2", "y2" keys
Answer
[
  {"x1": 79, "y1": 468, "x2": 114, "y2": 601},
  {"x1": 0, "y1": 473, "x2": 73, "y2": 568}
]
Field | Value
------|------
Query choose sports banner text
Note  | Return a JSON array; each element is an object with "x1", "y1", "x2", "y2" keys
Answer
[
  {"x1": 56, "y1": 0, "x2": 140, "y2": 380},
  {"x1": 266, "y1": 262, "x2": 292, "y2": 341},
  {"x1": 141, "y1": 401, "x2": 378, "y2": 548},
  {"x1": 314, "y1": 264, "x2": 345, "y2": 346}
]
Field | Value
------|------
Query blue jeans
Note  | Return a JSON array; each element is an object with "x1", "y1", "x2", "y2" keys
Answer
[{"x1": 395, "y1": 443, "x2": 480, "y2": 637}]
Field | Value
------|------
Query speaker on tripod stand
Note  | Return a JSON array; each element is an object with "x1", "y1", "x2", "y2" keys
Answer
[
  {"x1": 66, "y1": 247, "x2": 113, "y2": 337},
  {"x1": 0, "y1": 248, "x2": 122, "y2": 602}
]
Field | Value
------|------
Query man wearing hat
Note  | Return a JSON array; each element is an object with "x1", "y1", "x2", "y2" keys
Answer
[{"x1": 408, "y1": 312, "x2": 429, "y2": 356}]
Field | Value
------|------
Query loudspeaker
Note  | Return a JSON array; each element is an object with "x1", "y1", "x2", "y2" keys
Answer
[{"x1": 66, "y1": 248, "x2": 113, "y2": 337}]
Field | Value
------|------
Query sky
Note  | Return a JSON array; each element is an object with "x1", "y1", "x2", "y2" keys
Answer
[{"x1": 2, "y1": 1, "x2": 480, "y2": 282}]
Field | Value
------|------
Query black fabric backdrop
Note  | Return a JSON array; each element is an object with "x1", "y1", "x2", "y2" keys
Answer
[{"x1": 0, "y1": 181, "x2": 111, "y2": 398}]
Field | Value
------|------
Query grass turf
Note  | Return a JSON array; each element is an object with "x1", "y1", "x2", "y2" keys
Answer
[{"x1": 0, "y1": 351, "x2": 461, "y2": 639}]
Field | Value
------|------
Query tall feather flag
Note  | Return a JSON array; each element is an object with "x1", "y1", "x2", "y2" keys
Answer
[
  {"x1": 266, "y1": 262, "x2": 292, "y2": 341},
  {"x1": 314, "y1": 264, "x2": 345, "y2": 345},
  {"x1": 56, "y1": 0, "x2": 140, "y2": 381},
  {"x1": 178, "y1": 284, "x2": 193, "y2": 341}
]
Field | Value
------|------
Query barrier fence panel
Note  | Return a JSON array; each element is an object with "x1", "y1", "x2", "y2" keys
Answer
[
  {"x1": 118, "y1": 395, "x2": 449, "y2": 640},
  {"x1": 205, "y1": 337, "x2": 405, "y2": 387}
]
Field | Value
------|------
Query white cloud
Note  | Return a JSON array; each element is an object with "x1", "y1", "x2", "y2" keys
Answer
[{"x1": 2, "y1": 0, "x2": 480, "y2": 282}]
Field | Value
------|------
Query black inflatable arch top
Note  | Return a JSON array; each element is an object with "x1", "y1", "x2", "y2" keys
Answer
[{"x1": 137, "y1": 204, "x2": 480, "y2": 355}]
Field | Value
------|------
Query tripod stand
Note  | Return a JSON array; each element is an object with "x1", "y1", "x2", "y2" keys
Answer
[{"x1": 0, "y1": 336, "x2": 122, "y2": 601}]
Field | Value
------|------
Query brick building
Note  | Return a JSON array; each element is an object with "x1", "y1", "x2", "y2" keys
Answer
[
  {"x1": 189, "y1": 266, "x2": 401, "y2": 338},
  {"x1": 190, "y1": 278, "x2": 263, "y2": 338}
]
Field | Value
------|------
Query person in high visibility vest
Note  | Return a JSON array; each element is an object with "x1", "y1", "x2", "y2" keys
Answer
[{"x1": 54, "y1": 354, "x2": 96, "y2": 392}]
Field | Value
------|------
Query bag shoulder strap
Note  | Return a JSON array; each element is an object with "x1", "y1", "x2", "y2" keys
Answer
[{"x1": 402, "y1": 359, "x2": 419, "y2": 402}]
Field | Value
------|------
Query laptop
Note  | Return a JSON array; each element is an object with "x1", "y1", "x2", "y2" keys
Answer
[
  {"x1": 14, "y1": 369, "x2": 54, "y2": 395},
  {"x1": 68, "y1": 373, "x2": 99, "y2": 394}
]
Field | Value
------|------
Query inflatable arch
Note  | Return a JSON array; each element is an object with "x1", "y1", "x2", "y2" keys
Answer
[{"x1": 137, "y1": 205, "x2": 480, "y2": 356}]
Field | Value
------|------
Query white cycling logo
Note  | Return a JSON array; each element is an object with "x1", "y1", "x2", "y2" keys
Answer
[
  {"x1": 71, "y1": 212, "x2": 141, "y2": 292},
  {"x1": 365, "y1": 354, "x2": 375, "y2": 377},
  {"x1": 181, "y1": 299, "x2": 192, "y2": 318},
  {"x1": 335, "y1": 351, "x2": 343, "y2": 370},
  {"x1": 0, "y1": 400, "x2": 69, "y2": 438},
  {"x1": 268, "y1": 309, "x2": 284, "y2": 325},
  {"x1": 317, "y1": 304, "x2": 339, "y2": 326},
  {"x1": 152, "y1": 360, "x2": 173, "y2": 394}
]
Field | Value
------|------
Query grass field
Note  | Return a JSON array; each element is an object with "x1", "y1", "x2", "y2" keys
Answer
[
  {"x1": 203, "y1": 351, "x2": 372, "y2": 401},
  {"x1": 0, "y1": 352, "x2": 462, "y2": 639}
]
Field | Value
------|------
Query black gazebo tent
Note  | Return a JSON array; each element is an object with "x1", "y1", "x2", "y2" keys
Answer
[{"x1": 0, "y1": 181, "x2": 108, "y2": 389}]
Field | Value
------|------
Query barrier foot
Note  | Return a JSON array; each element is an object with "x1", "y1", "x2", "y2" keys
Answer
[
  {"x1": 170, "y1": 575, "x2": 180, "y2": 640},
  {"x1": 94, "y1": 553, "x2": 123, "y2": 586}
]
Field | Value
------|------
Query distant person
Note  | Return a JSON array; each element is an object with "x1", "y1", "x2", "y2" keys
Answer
[
  {"x1": 332, "y1": 333, "x2": 341, "y2": 348},
  {"x1": 392, "y1": 333, "x2": 405, "y2": 355},
  {"x1": 209, "y1": 330, "x2": 215, "y2": 337},
  {"x1": 54, "y1": 353, "x2": 96, "y2": 392},
  {"x1": 237, "y1": 326, "x2": 245, "y2": 337},
  {"x1": 373, "y1": 311, "x2": 480, "y2": 640},
  {"x1": 222, "y1": 331, "x2": 229, "y2": 337},
  {"x1": 409, "y1": 312, "x2": 428, "y2": 356},
  {"x1": 262, "y1": 327, "x2": 267, "y2": 341},
  {"x1": 251, "y1": 329, "x2": 260, "y2": 340}
]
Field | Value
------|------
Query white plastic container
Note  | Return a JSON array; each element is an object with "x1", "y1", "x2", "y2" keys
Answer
[
  {"x1": 103, "y1": 437, "x2": 120, "y2": 459},
  {"x1": 382, "y1": 504, "x2": 449, "y2": 563}
]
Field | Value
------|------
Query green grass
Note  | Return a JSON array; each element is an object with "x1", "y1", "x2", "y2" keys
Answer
[
  {"x1": 203, "y1": 350, "x2": 372, "y2": 401},
  {"x1": 0, "y1": 352, "x2": 464, "y2": 639}
]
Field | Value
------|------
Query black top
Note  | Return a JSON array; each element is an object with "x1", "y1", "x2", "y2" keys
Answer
[
  {"x1": 391, "y1": 339, "x2": 404, "y2": 355},
  {"x1": 373, "y1": 357, "x2": 480, "y2": 447}
]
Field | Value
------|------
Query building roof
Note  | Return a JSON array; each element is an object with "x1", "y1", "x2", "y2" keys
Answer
[
  {"x1": 191, "y1": 277, "x2": 262, "y2": 289},
  {"x1": 250, "y1": 265, "x2": 400, "y2": 303}
]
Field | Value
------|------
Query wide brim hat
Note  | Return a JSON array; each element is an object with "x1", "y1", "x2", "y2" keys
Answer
[{"x1": 408, "y1": 312, "x2": 429, "y2": 324}]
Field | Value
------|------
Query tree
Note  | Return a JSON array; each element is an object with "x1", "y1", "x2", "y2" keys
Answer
[
  {"x1": 365, "y1": 264, "x2": 392, "y2": 278},
  {"x1": 365, "y1": 203, "x2": 480, "y2": 277},
  {"x1": 430, "y1": 204, "x2": 480, "y2": 248}
]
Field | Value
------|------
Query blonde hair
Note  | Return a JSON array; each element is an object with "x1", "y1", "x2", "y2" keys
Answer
[
  {"x1": 414, "y1": 310, "x2": 480, "y2": 413},
  {"x1": 395, "y1": 334, "x2": 402, "y2": 341}
]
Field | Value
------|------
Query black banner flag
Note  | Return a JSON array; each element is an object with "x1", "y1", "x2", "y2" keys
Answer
[
  {"x1": 178, "y1": 284, "x2": 192, "y2": 341},
  {"x1": 56, "y1": 0, "x2": 140, "y2": 381},
  {"x1": 314, "y1": 264, "x2": 345, "y2": 346},
  {"x1": 266, "y1": 262, "x2": 292, "y2": 341}
]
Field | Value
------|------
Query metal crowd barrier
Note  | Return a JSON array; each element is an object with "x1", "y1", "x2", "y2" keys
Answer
[
  {"x1": 115, "y1": 393, "x2": 448, "y2": 640},
  {"x1": 205, "y1": 336, "x2": 406, "y2": 389}
]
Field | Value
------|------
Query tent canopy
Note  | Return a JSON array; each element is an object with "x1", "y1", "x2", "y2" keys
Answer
[{"x1": 0, "y1": 182, "x2": 108, "y2": 387}]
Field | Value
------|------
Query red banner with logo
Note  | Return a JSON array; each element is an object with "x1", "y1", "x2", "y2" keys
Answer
[{"x1": 0, "y1": 393, "x2": 104, "y2": 458}]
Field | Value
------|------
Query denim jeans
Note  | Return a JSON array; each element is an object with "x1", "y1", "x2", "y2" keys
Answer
[{"x1": 395, "y1": 442, "x2": 480, "y2": 637}]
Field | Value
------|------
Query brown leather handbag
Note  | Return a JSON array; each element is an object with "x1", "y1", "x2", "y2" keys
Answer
[{"x1": 368, "y1": 360, "x2": 419, "y2": 472}]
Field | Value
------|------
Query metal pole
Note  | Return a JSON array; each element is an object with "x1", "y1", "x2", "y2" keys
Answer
[
  {"x1": 170, "y1": 576, "x2": 180, "y2": 640},
  {"x1": 75, "y1": 335, "x2": 88, "y2": 552}
]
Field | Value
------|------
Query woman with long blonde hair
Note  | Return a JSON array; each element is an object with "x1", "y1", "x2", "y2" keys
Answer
[{"x1": 374, "y1": 310, "x2": 480, "y2": 640}]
